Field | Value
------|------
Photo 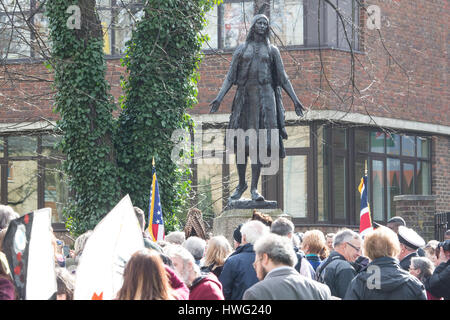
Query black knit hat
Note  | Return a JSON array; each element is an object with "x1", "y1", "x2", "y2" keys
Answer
[{"x1": 233, "y1": 223, "x2": 243, "y2": 243}]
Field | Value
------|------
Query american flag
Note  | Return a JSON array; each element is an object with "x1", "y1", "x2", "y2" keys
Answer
[
  {"x1": 148, "y1": 162, "x2": 165, "y2": 242},
  {"x1": 358, "y1": 175, "x2": 373, "y2": 237}
]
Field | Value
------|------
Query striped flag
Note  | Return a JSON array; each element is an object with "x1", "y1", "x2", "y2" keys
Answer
[
  {"x1": 148, "y1": 161, "x2": 165, "y2": 242},
  {"x1": 358, "y1": 175, "x2": 373, "y2": 237}
]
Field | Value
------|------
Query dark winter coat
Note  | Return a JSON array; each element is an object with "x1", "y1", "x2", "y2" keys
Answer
[
  {"x1": 344, "y1": 256, "x2": 427, "y2": 300},
  {"x1": 219, "y1": 243, "x2": 259, "y2": 300},
  {"x1": 189, "y1": 272, "x2": 224, "y2": 300},
  {"x1": 424, "y1": 260, "x2": 450, "y2": 300},
  {"x1": 399, "y1": 251, "x2": 418, "y2": 271},
  {"x1": 316, "y1": 251, "x2": 357, "y2": 299}
]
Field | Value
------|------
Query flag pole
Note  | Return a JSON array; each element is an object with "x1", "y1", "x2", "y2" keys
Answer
[
  {"x1": 364, "y1": 160, "x2": 368, "y2": 176},
  {"x1": 152, "y1": 157, "x2": 155, "y2": 167}
]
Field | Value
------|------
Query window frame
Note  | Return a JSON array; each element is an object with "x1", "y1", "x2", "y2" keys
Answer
[{"x1": 0, "y1": 132, "x2": 67, "y2": 225}]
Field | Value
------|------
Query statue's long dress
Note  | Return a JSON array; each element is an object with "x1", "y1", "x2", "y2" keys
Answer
[{"x1": 225, "y1": 42, "x2": 288, "y2": 161}]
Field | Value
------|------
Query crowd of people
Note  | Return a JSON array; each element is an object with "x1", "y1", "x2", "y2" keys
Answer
[{"x1": 0, "y1": 204, "x2": 449, "y2": 300}]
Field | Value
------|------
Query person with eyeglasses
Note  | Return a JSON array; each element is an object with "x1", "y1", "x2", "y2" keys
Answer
[
  {"x1": 344, "y1": 226, "x2": 426, "y2": 300},
  {"x1": 243, "y1": 233, "x2": 331, "y2": 300},
  {"x1": 316, "y1": 229, "x2": 362, "y2": 299}
]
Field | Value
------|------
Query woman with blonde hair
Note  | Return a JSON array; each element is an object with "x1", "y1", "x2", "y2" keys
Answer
[
  {"x1": 301, "y1": 230, "x2": 328, "y2": 271},
  {"x1": 344, "y1": 227, "x2": 426, "y2": 300},
  {"x1": 116, "y1": 249, "x2": 174, "y2": 300},
  {"x1": 201, "y1": 236, "x2": 232, "y2": 278}
]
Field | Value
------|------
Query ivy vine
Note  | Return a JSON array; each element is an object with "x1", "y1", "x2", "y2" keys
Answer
[
  {"x1": 46, "y1": 0, "x2": 215, "y2": 235},
  {"x1": 47, "y1": 0, "x2": 121, "y2": 235}
]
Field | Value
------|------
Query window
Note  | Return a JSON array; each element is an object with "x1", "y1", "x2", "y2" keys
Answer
[
  {"x1": 0, "y1": 0, "x2": 32, "y2": 59},
  {"x1": 0, "y1": 133, "x2": 68, "y2": 224},
  {"x1": 304, "y1": 0, "x2": 360, "y2": 50},
  {"x1": 189, "y1": 123, "x2": 432, "y2": 228},
  {"x1": 356, "y1": 130, "x2": 432, "y2": 221},
  {"x1": 0, "y1": 0, "x2": 146, "y2": 60},
  {"x1": 202, "y1": 0, "x2": 305, "y2": 51}
]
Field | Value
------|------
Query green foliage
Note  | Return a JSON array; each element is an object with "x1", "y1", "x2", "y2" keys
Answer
[
  {"x1": 46, "y1": 0, "x2": 121, "y2": 235},
  {"x1": 116, "y1": 0, "x2": 215, "y2": 232},
  {"x1": 46, "y1": 0, "x2": 215, "y2": 235}
]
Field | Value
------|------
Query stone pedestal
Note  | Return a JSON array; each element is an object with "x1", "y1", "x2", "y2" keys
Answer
[
  {"x1": 394, "y1": 195, "x2": 437, "y2": 242},
  {"x1": 212, "y1": 207, "x2": 290, "y2": 246}
]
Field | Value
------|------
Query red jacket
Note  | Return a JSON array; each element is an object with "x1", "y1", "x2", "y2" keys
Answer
[{"x1": 189, "y1": 273, "x2": 224, "y2": 300}]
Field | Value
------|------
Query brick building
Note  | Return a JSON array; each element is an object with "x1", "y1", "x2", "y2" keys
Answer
[{"x1": 0, "y1": 0, "x2": 448, "y2": 236}]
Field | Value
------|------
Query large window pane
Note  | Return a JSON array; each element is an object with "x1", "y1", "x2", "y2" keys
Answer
[
  {"x1": 0, "y1": 14, "x2": 31, "y2": 59},
  {"x1": 223, "y1": 1, "x2": 253, "y2": 49},
  {"x1": 370, "y1": 131, "x2": 385, "y2": 153},
  {"x1": 355, "y1": 129, "x2": 368, "y2": 152},
  {"x1": 42, "y1": 135, "x2": 64, "y2": 160},
  {"x1": 317, "y1": 126, "x2": 329, "y2": 221},
  {"x1": 98, "y1": 9, "x2": 112, "y2": 54},
  {"x1": 337, "y1": 0, "x2": 358, "y2": 50},
  {"x1": 33, "y1": 13, "x2": 51, "y2": 57},
  {"x1": 386, "y1": 133, "x2": 400, "y2": 155},
  {"x1": 8, "y1": 161, "x2": 38, "y2": 215},
  {"x1": 284, "y1": 125, "x2": 309, "y2": 148},
  {"x1": 333, "y1": 156, "x2": 347, "y2": 220},
  {"x1": 271, "y1": 0, "x2": 304, "y2": 46},
  {"x1": 387, "y1": 158, "x2": 400, "y2": 219},
  {"x1": 402, "y1": 163, "x2": 414, "y2": 195},
  {"x1": 283, "y1": 155, "x2": 307, "y2": 218},
  {"x1": 8, "y1": 136, "x2": 37, "y2": 157},
  {"x1": 114, "y1": 6, "x2": 144, "y2": 55},
  {"x1": 44, "y1": 163, "x2": 69, "y2": 223},
  {"x1": 202, "y1": 4, "x2": 218, "y2": 50},
  {"x1": 371, "y1": 159, "x2": 384, "y2": 221},
  {"x1": 416, "y1": 161, "x2": 430, "y2": 195},
  {"x1": 417, "y1": 137, "x2": 429, "y2": 158},
  {"x1": 401, "y1": 135, "x2": 415, "y2": 157},
  {"x1": 332, "y1": 127, "x2": 346, "y2": 149}
]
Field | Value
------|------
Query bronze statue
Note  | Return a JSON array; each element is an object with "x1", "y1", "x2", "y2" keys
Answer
[{"x1": 209, "y1": 14, "x2": 305, "y2": 203}]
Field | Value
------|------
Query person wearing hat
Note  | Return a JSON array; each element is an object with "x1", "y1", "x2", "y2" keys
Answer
[
  {"x1": 397, "y1": 226, "x2": 425, "y2": 271},
  {"x1": 232, "y1": 223, "x2": 243, "y2": 250},
  {"x1": 386, "y1": 216, "x2": 406, "y2": 234}
]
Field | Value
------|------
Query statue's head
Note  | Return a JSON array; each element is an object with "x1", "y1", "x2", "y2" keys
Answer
[{"x1": 246, "y1": 14, "x2": 270, "y2": 44}]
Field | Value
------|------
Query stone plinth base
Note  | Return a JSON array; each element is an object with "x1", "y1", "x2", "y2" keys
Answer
[{"x1": 212, "y1": 208, "x2": 290, "y2": 246}]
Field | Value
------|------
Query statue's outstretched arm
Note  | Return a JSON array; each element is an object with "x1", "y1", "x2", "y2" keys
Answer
[
  {"x1": 209, "y1": 45, "x2": 244, "y2": 113},
  {"x1": 273, "y1": 47, "x2": 306, "y2": 117}
]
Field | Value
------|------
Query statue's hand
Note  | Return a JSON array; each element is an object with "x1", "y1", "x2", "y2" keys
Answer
[
  {"x1": 209, "y1": 98, "x2": 221, "y2": 113},
  {"x1": 294, "y1": 100, "x2": 305, "y2": 117}
]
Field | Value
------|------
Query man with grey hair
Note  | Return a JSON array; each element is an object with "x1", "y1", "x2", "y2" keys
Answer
[
  {"x1": 165, "y1": 231, "x2": 186, "y2": 245},
  {"x1": 243, "y1": 233, "x2": 331, "y2": 300},
  {"x1": 315, "y1": 228, "x2": 362, "y2": 298},
  {"x1": 271, "y1": 217, "x2": 315, "y2": 279},
  {"x1": 219, "y1": 220, "x2": 269, "y2": 300},
  {"x1": 182, "y1": 236, "x2": 206, "y2": 266}
]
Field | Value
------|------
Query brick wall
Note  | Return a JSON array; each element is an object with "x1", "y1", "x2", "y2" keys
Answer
[
  {"x1": 394, "y1": 195, "x2": 437, "y2": 242},
  {"x1": 432, "y1": 135, "x2": 450, "y2": 212},
  {"x1": 0, "y1": 1, "x2": 448, "y2": 126}
]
